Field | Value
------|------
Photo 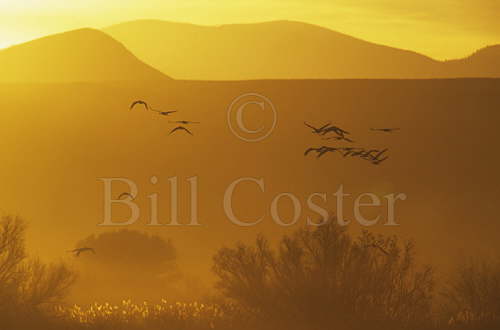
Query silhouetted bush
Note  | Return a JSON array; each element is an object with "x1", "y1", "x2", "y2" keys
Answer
[
  {"x1": 76, "y1": 230, "x2": 176, "y2": 274},
  {"x1": 0, "y1": 215, "x2": 76, "y2": 328},
  {"x1": 72, "y1": 230, "x2": 179, "y2": 303},
  {"x1": 213, "y1": 220, "x2": 434, "y2": 329},
  {"x1": 442, "y1": 257, "x2": 500, "y2": 329},
  {"x1": 4, "y1": 215, "x2": 500, "y2": 330}
]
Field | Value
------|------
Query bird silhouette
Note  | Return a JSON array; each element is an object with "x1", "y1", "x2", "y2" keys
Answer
[
  {"x1": 348, "y1": 149, "x2": 367, "y2": 158},
  {"x1": 371, "y1": 128, "x2": 400, "y2": 133},
  {"x1": 157, "y1": 111, "x2": 178, "y2": 116},
  {"x1": 68, "y1": 247, "x2": 95, "y2": 257},
  {"x1": 304, "y1": 146, "x2": 339, "y2": 158},
  {"x1": 150, "y1": 108, "x2": 177, "y2": 115},
  {"x1": 130, "y1": 100, "x2": 149, "y2": 111},
  {"x1": 322, "y1": 135, "x2": 354, "y2": 143},
  {"x1": 304, "y1": 122, "x2": 331, "y2": 134},
  {"x1": 304, "y1": 147, "x2": 321, "y2": 156},
  {"x1": 169, "y1": 120, "x2": 200, "y2": 125},
  {"x1": 317, "y1": 147, "x2": 339, "y2": 158},
  {"x1": 359, "y1": 149, "x2": 380, "y2": 160},
  {"x1": 118, "y1": 192, "x2": 135, "y2": 200},
  {"x1": 169, "y1": 126, "x2": 193, "y2": 135},
  {"x1": 339, "y1": 147, "x2": 362, "y2": 157},
  {"x1": 372, "y1": 156, "x2": 389, "y2": 165},
  {"x1": 368, "y1": 148, "x2": 389, "y2": 163},
  {"x1": 320, "y1": 125, "x2": 350, "y2": 137}
]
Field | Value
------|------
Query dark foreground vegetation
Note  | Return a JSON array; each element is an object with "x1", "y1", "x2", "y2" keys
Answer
[{"x1": 1, "y1": 215, "x2": 499, "y2": 330}]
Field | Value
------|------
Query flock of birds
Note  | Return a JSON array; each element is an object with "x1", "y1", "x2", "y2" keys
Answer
[
  {"x1": 68, "y1": 243, "x2": 388, "y2": 257},
  {"x1": 130, "y1": 100, "x2": 200, "y2": 135},
  {"x1": 66, "y1": 100, "x2": 199, "y2": 257},
  {"x1": 66, "y1": 104, "x2": 399, "y2": 257},
  {"x1": 304, "y1": 122, "x2": 399, "y2": 165},
  {"x1": 67, "y1": 192, "x2": 139, "y2": 257}
]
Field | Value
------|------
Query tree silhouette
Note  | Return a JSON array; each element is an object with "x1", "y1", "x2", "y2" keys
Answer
[{"x1": 213, "y1": 220, "x2": 434, "y2": 329}]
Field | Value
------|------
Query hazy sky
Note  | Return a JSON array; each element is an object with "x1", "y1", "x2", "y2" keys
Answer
[{"x1": 0, "y1": 0, "x2": 499, "y2": 59}]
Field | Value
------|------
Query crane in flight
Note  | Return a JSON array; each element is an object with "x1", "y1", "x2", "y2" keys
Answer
[
  {"x1": 130, "y1": 100, "x2": 149, "y2": 111},
  {"x1": 304, "y1": 146, "x2": 329, "y2": 157},
  {"x1": 372, "y1": 156, "x2": 389, "y2": 165},
  {"x1": 169, "y1": 120, "x2": 200, "y2": 125},
  {"x1": 304, "y1": 122, "x2": 331, "y2": 134},
  {"x1": 317, "y1": 147, "x2": 340, "y2": 158},
  {"x1": 304, "y1": 146, "x2": 339, "y2": 158},
  {"x1": 68, "y1": 247, "x2": 95, "y2": 257},
  {"x1": 157, "y1": 111, "x2": 178, "y2": 116},
  {"x1": 169, "y1": 126, "x2": 193, "y2": 135},
  {"x1": 320, "y1": 125, "x2": 350, "y2": 137},
  {"x1": 371, "y1": 128, "x2": 400, "y2": 133}
]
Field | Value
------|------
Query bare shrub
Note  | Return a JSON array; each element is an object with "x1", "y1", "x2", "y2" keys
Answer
[
  {"x1": 443, "y1": 258, "x2": 500, "y2": 328},
  {"x1": 0, "y1": 215, "x2": 76, "y2": 327},
  {"x1": 0, "y1": 216, "x2": 27, "y2": 310},
  {"x1": 213, "y1": 220, "x2": 434, "y2": 329},
  {"x1": 18, "y1": 258, "x2": 77, "y2": 308}
]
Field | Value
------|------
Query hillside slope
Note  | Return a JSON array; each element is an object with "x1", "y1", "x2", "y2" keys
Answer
[
  {"x1": 0, "y1": 28, "x2": 170, "y2": 83},
  {"x1": 442, "y1": 45, "x2": 500, "y2": 78},
  {"x1": 104, "y1": 20, "x2": 442, "y2": 80}
]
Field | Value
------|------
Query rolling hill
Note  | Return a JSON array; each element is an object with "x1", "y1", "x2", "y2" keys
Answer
[
  {"x1": 442, "y1": 45, "x2": 500, "y2": 78},
  {"x1": 0, "y1": 28, "x2": 170, "y2": 83},
  {"x1": 103, "y1": 20, "x2": 442, "y2": 80},
  {"x1": 103, "y1": 20, "x2": 500, "y2": 80}
]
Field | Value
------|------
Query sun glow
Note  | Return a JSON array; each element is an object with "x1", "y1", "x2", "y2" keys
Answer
[{"x1": 0, "y1": 0, "x2": 499, "y2": 59}]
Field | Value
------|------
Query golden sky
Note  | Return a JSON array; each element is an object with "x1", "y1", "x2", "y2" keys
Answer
[{"x1": 0, "y1": 0, "x2": 499, "y2": 60}]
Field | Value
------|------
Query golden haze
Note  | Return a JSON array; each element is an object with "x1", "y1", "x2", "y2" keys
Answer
[{"x1": 1, "y1": 0, "x2": 499, "y2": 59}]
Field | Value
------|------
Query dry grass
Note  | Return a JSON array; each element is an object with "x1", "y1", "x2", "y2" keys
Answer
[{"x1": 53, "y1": 299, "x2": 255, "y2": 330}]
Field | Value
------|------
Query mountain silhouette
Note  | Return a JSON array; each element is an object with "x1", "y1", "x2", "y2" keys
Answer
[
  {"x1": 104, "y1": 20, "x2": 500, "y2": 80},
  {"x1": 104, "y1": 20, "x2": 443, "y2": 80},
  {"x1": 442, "y1": 45, "x2": 500, "y2": 78},
  {"x1": 0, "y1": 28, "x2": 170, "y2": 83}
]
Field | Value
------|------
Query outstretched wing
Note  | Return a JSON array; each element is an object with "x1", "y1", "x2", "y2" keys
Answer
[
  {"x1": 159, "y1": 111, "x2": 177, "y2": 116},
  {"x1": 170, "y1": 121, "x2": 200, "y2": 124},
  {"x1": 318, "y1": 122, "x2": 332, "y2": 130},
  {"x1": 304, "y1": 122, "x2": 318, "y2": 131},
  {"x1": 304, "y1": 147, "x2": 318, "y2": 156},
  {"x1": 169, "y1": 126, "x2": 193, "y2": 135},
  {"x1": 371, "y1": 128, "x2": 399, "y2": 132},
  {"x1": 130, "y1": 100, "x2": 149, "y2": 110},
  {"x1": 373, "y1": 156, "x2": 389, "y2": 165},
  {"x1": 317, "y1": 149, "x2": 333, "y2": 158},
  {"x1": 337, "y1": 127, "x2": 350, "y2": 135},
  {"x1": 75, "y1": 247, "x2": 96, "y2": 256}
]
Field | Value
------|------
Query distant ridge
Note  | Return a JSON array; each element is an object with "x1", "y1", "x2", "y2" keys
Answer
[
  {"x1": 0, "y1": 28, "x2": 170, "y2": 83},
  {"x1": 104, "y1": 20, "x2": 441, "y2": 80},
  {"x1": 442, "y1": 45, "x2": 500, "y2": 78},
  {"x1": 104, "y1": 20, "x2": 500, "y2": 80}
]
